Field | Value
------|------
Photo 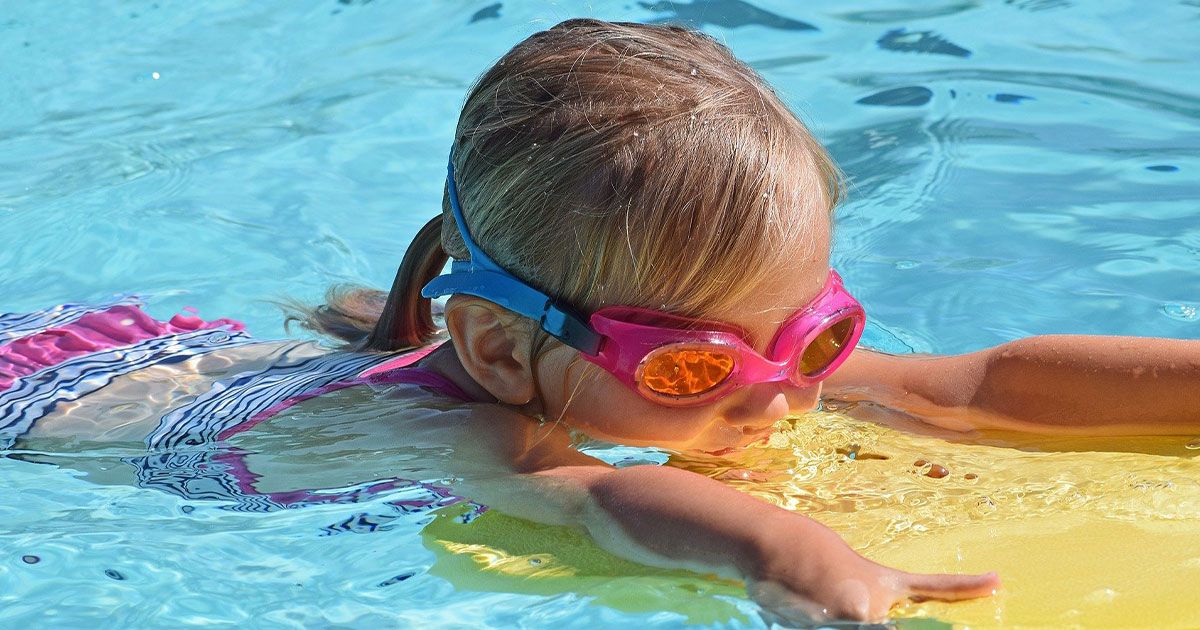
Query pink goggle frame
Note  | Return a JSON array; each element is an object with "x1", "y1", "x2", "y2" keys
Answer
[{"x1": 583, "y1": 270, "x2": 866, "y2": 406}]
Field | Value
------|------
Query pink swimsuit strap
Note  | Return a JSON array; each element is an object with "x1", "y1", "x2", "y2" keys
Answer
[
  {"x1": 364, "y1": 366, "x2": 473, "y2": 402},
  {"x1": 357, "y1": 344, "x2": 473, "y2": 402},
  {"x1": 219, "y1": 344, "x2": 473, "y2": 441}
]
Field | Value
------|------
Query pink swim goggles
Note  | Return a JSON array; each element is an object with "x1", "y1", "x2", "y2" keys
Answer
[
  {"x1": 420, "y1": 154, "x2": 866, "y2": 406},
  {"x1": 584, "y1": 271, "x2": 865, "y2": 405}
]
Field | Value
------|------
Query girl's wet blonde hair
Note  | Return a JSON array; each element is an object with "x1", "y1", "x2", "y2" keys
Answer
[{"x1": 291, "y1": 18, "x2": 843, "y2": 352}]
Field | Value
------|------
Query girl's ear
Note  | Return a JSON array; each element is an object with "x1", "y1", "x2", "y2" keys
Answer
[{"x1": 444, "y1": 296, "x2": 536, "y2": 406}]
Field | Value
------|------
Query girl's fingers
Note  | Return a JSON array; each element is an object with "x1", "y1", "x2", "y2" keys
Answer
[{"x1": 904, "y1": 571, "x2": 1001, "y2": 602}]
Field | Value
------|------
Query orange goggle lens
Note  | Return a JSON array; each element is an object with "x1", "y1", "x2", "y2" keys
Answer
[
  {"x1": 639, "y1": 348, "x2": 737, "y2": 397},
  {"x1": 798, "y1": 317, "x2": 856, "y2": 377}
]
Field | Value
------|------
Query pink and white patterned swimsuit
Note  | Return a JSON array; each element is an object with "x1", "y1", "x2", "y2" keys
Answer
[{"x1": 0, "y1": 295, "x2": 482, "y2": 520}]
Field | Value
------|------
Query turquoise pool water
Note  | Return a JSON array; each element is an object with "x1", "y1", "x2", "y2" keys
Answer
[{"x1": 1, "y1": 0, "x2": 1198, "y2": 626}]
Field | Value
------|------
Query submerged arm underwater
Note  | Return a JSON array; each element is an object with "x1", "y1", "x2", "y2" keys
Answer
[
  {"x1": 444, "y1": 404, "x2": 1000, "y2": 624},
  {"x1": 826, "y1": 335, "x2": 1200, "y2": 434},
  {"x1": 228, "y1": 394, "x2": 999, "y2": 624}
]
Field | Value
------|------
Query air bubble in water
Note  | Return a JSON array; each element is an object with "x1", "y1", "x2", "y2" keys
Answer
[
  {"x1": 1162, "y1": 303, "x2": 1199, "y2": 322},
  {"x1": 377, "y1": 572, "x2": 415, "y2": 587}
]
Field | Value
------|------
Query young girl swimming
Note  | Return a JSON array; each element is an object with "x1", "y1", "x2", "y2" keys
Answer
[{"x1": 5, "y1": 18, "x2": 1200, "y2": 623}]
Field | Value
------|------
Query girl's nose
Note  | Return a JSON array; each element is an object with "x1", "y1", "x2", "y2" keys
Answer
[{"x1": 719, "y1": 382, "x2": 815, "y2": 428}]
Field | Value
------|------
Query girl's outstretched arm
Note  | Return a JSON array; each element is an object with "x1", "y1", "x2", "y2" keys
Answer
[
  {"x1": 232, "y1": 398, "x2": 998, "y2": 623},
  {"x1": 825, "y1": 336, "x2": 1200, "y2": 434},
  {"x1": 451, "y1": 409, "x2": 998, "y2": 624}
]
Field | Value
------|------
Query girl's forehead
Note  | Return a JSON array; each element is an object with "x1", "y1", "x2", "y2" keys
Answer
[
  {"x1": 713, "y1": 236, "x2": 832, "y2": 348},
  {"x1": 708, "y1": 266, "x2": 827, "y2": 348}
]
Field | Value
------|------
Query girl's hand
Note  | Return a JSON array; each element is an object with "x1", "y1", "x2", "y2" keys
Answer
[{"x1": 748, "y1": 535, "x2": 1001, "y2": 623}]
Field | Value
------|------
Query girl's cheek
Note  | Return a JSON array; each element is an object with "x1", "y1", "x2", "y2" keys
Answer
[
  {"x1": 588, "y1": 394, "x2": 714, "y2": 445},
  {"x1": 540, "y1": 349, "x2": 714, "y2": 445}
]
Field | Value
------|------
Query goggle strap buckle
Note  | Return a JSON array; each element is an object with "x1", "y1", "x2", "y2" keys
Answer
[{"x1": 542, "y1": 304, "x2": 602, "y2": 356}]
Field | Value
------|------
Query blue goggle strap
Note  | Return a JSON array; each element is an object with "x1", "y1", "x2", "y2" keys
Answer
[{"x1": 420, "y1": 154, "x2": 603, "y2": 356}]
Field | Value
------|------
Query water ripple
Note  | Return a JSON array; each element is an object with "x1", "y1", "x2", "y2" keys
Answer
[{"x1": 841, "y1": 68, "x2": 1200, "y2": 120}]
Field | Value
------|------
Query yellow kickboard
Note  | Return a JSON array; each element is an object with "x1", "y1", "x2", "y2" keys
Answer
[
  {"x1": 872, "y1": 515, "x2": 1200, "y2": 628},
  {"x1": 424, "y1": 410, "x2": 1200, "y2": 628}
]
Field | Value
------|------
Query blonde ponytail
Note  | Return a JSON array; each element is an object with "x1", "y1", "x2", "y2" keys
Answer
[{"x1": 283, "y1": 215, "x2": 447, "y2": 352}]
